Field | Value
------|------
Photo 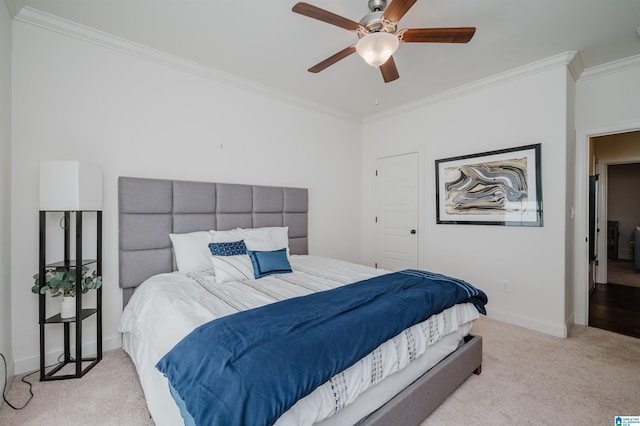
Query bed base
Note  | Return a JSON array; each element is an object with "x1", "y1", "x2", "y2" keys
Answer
[{"x1": 357, "y1": 334, "x2": 482, "y2": 426}]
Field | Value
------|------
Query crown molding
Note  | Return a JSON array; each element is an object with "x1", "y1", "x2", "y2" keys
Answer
[
  {"x1": 12, "y1": 6, "x2": 360, "y2": 124},
  {"x1": 5, "y1": 0, "x2": 24, "y2": 17},
  {"x1": 364, "y1": 51, "x2": 579, "y2": 123},
  {"x1": 579, "y1": 54, "x2": 640, "y2": 81}
]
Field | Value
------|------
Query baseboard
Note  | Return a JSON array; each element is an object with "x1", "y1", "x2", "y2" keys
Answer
[
  {"x1": 487, "y1": 309, "x2": 567, "y2": 338},
  {"x1": 564, "y1": 312, "x2": 575, "y2": 335},
  {"x1": 13, "y1": 333, "x2": 122, "y2": 375}
]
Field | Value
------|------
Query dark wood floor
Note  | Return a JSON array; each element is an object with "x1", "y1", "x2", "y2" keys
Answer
[{"x1": 589, "y1": 283, "x2": 640, "y2": 338}]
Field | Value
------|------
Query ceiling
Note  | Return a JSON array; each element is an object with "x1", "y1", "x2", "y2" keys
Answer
[{"x1": 12, "y1": 0, "x2": 640, "y2": 119}]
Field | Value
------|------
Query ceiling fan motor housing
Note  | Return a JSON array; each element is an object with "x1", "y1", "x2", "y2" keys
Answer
[{"x1": 358, "y1": 11, "x2": 397, "y2": 38}]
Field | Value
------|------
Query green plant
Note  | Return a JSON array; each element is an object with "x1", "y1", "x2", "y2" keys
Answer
[{"x1": 32, "y1": 266, "x2": 102, "y2": 297}]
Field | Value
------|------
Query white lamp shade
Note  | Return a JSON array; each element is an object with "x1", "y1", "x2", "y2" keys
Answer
[
  {"x1": 356, "y1": 32, "x2": 400, "y2": 67},
  {"x1": 39, "y1": 161, "x2": 102, "y2": 211}
]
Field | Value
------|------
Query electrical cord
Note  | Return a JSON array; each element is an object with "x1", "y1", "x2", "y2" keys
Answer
[
  {"x1": 0, "y1": 352, "x2": 34, "y2": 410},
  {"x1": 1, "y1": 352, "x2": 69, "y2": 410}
]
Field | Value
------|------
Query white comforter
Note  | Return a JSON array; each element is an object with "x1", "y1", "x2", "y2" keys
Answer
[{"x1": 119, "y1": 256, "x2": 479, "y2": 425}]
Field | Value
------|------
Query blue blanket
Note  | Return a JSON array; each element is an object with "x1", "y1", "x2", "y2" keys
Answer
[{"x1": 156, "y1": 269, "x2": 487, "y2": 426}]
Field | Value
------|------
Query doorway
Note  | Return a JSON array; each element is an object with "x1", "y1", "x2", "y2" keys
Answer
[
  {"x1": 587, "y1": 131, "x2": 640, "y2": 338},
  {"x1": 605, "y1": 163, "x2": 640, "y2": 287}
]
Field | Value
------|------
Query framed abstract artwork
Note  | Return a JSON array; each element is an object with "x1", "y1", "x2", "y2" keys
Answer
[{"x1": 435, "y1": 144, "x2": 543, "y2": 226}]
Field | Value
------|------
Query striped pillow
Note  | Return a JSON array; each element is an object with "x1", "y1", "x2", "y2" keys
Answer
[{"x1": 210, "y1": 255, "x2": 254, "y2": 283}]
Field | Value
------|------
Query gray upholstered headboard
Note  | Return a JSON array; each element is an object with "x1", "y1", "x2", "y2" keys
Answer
[{"x1": 118, "y1": 177, "x2": 308, "y2": 306}]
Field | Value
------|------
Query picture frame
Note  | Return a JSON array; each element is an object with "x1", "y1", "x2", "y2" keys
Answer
[{"x1": 435, "y1": 143, "x2": 543, "y2": 226}]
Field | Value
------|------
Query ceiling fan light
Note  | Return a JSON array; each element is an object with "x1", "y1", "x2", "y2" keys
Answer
[{"x1": 355, "y1": 32, "x2": 399, "y2": 67}]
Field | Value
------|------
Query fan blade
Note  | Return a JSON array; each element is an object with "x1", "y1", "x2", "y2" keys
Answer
[
  {"x1": 380, "y1": 56, "x2": 399, "y2": 83},
  {"x1": 308, "y1": 46, "x2": 357, "y2": 73},
  {"x1": 401, "y1": 27, "x2": 476, "y2": 43},
  {"x1": 382, "y1": 0, "x2": 417, "y2": 23},
  {"x1": 292, "y1": 2, "x2": 361, "y2": 31}
]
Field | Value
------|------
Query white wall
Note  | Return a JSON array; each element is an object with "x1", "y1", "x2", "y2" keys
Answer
[
  {"x1": 10, "y1": 20, "x2": 363, "y2": 373},
  {"x1": 573, "y1": 60, "x2": 640, "y2": 325},
  {"x1": 0, "y1": 0, "x2": 13, "y2": 396},
  {"x1": 564, "y1": 69, "x2": 577, "y2": 331},
  {"x1": 576, "y1": 63, "x2": 640, "y2": 131},
  {"x1": 362, "y1": 61, "x2": 572, "y2": 337}
]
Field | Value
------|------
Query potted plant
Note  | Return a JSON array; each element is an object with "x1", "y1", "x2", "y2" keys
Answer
[{"x1": 32, "y1": 266, "x2": 102, "y2": 318}]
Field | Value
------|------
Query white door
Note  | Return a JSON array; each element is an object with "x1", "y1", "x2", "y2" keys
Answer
[{"x1": 375, "y1": 153, "x2": 419, "y2": 270}]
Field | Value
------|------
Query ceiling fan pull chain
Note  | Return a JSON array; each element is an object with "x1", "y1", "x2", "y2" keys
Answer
[{"x1": 374, "y1": 67, "x2": 380, "y2": 106}]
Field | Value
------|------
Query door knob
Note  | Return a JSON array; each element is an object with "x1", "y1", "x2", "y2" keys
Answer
[{"x1": 410, "y1": 229, "x2": 416, "y2": 234}]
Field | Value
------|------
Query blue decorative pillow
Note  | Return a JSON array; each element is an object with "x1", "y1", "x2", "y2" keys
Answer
[
  {"x1": 247, "y1": 248, "x2": 292, "y2": 278},
  {"x1": 208, "y1": 240, "x2": 247, "y2": 256}
]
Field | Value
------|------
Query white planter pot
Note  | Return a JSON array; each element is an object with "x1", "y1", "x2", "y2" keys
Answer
[{"x1": 60, "y1": 296, "x2": 76, "y2": 319}]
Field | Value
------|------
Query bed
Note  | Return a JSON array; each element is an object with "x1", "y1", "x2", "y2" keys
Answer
[{"x1": 117, "y1": 176, "x2": 485, "y2": 426}]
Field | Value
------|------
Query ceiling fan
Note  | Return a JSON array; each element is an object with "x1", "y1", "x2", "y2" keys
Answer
[{"x1": 292, "y1": 0, "x2": 476, "y2": 83}]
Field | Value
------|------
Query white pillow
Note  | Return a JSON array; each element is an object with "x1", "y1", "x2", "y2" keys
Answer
[
  {"x1": 169, "y1": 231, "x2": 212, "y2": 273},
  {"x1": 210, "y1": 228, "x2": 272, "y2": 243},
  {"x1": 238, "y1": 226, "x2": 289, "y2": 253},
  {"x1": 210, "y1": 227, "x2": 290, "y2": 258},
  {"x1": 244, "y1": 238, "x2": 282, "y2": 252},
  {"x1": 265, "y1": 227, "x2": 289, "y2": 250},
  {"x1": 211, "y1": 255, "x2": 254, "y2": 283}
]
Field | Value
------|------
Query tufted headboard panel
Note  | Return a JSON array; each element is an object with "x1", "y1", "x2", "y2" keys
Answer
[{"x1": 118, "y1": 176, "x2": 308, "y2": 306}]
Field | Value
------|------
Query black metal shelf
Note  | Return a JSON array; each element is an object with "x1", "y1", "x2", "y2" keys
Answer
[
  {"x1": 38, "y1": 210, "x2": 102, "y2": 381},
  {"x1": 42, "y1": 356, "x2": 100, "y2": 381},
  {"x1": 45, "y1": 259, "x2": 98, "y2": 268},
  {"x1": 45, "y1": 308, "x2": 97, "y2": 324}
]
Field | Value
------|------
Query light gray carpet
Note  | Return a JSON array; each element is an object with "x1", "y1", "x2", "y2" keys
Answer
[
  {"x1": 1, "y1": 317, "x2": 639, "y2": 425},
  {"x1": 424, "y1": 317, "x2": 640, "y2": 425},
  {"x1": 0, "y1": 349, "x2": 152, "y2": 425}
]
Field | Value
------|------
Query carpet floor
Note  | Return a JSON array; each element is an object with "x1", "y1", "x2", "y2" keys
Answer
[
  {"x1": 0, "y1": 349, "x2": 152, "y2": 425},
  {"x1": 424, "y1": 317, "x2": 640, "y2": 425},
  {"x1": 1, "y1": 317, "x2": 639, "y2": 425}
]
